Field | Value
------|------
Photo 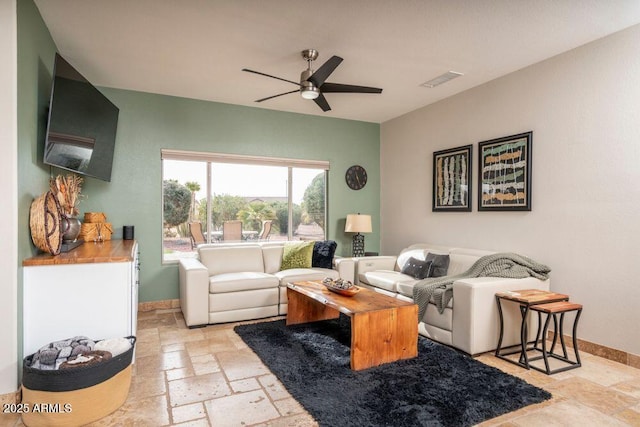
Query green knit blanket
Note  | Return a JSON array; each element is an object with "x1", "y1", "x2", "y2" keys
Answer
[{"x1": 412, "y1": 252, "x2": 551, "y2": 321}]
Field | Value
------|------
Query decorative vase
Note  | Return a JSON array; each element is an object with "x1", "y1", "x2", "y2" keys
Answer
[{"x1": 61, "y1": 215, "x2": 82, "y2": 243}]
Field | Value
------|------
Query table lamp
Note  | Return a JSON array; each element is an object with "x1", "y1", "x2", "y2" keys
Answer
[{"x1": 344, "y1": 213, "x2": 372, "y2": 257}]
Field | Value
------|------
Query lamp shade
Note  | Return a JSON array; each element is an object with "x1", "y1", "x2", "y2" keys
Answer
[{"x1": 345, "y1": 214, "x2": 372, "y2": 233}]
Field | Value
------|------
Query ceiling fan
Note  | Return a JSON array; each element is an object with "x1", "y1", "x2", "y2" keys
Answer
[{"x1": 242, "y1": 49, "x2": 383, "y2": 112}]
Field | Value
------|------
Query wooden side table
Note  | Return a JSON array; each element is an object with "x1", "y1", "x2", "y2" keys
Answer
[
  {"x1": 528, "y1": 301, "x2": 583, "y2": 374},
  {"x1": 495, "y1": 289, "x2": 569, "y2": 369}
]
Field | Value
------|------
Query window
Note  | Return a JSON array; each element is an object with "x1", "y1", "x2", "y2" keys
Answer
[{"x1": 162, "y1": 150, "x2": 329, "y2": 262}]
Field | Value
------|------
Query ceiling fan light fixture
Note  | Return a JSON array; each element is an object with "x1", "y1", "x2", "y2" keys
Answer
[{"x1": 300, "y1": 82, "x2": 319, "y2": 100}]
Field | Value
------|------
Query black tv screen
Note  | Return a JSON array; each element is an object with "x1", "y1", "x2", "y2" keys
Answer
[{"x1": 44, "y1": 53, "x2": 119, "y2": 182}]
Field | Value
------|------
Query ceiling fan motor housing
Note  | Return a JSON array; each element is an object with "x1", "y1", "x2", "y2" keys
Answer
[
  {"x1": 300, "y1": 69, "x2": 313, "y2": 82},
  {"x1": 300, "y1": 69, "x2": 319, "y2": 99}
]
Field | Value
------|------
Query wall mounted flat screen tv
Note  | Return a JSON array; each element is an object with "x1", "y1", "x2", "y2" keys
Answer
[{"x1": 44, "y1": 53, "x2": 119, "y2": 182}]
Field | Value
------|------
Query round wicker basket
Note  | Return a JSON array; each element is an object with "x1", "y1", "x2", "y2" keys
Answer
[{"x1": 29, "y1": 191, "x2": 63, "y2": 255}]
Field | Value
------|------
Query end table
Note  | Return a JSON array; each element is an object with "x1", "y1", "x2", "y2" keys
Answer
[
  {"x1": 495, "y1": 289, "x2": 569, "y2": 369},
  {"x1": 528, "y1": 301, "x2": 583, "y2": 374}
]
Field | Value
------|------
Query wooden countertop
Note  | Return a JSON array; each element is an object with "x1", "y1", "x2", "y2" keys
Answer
[{"x1": 23, "y1": 240, "x2": 137, "y2": 266}]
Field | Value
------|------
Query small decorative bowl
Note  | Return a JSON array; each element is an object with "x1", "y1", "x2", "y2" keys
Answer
[{"x1": 322, "y1": 278, "x2": 360, "y2": 297}]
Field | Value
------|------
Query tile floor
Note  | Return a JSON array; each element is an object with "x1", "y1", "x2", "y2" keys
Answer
[{"x1": 5, "y1": 309, "x2": 640, "y2": 427}]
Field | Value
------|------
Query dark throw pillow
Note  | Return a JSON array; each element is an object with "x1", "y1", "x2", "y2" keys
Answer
[
  {"x1": 312, "y1": 240, "x2": 338, "y2": 269},
  {"x1": 425, "y1": 252, "x2": 450, "y2": 278},
  {"x1": 401, "y1": 257, "x2": 433, "y2": 280}
]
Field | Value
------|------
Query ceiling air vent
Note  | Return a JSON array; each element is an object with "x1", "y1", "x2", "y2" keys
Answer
[{"x1": 420, "y1": 71, "x2": 463, "y2": 88}]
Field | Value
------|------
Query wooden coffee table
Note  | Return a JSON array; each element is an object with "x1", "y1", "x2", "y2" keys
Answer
[{"x1": 286, "y1": 281, "x2": 418, "y2": 370}]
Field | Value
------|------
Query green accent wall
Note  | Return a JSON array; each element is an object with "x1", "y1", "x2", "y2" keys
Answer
[
  {"x1": 86, "y1": 90, "x2": 380, "y2": 302},
  {"x1": 16, "y1": 0, "x2": 380, "y2": 304},
  {"x1": 17, "y1": 0, "x2": 58, "y2": 366},
  {"x1": 17, "y1": 0, "x2": 57, "y2": 254}
]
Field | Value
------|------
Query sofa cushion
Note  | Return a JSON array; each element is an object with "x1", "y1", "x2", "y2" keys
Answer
[
  {"x1": 312, "y1": 240, "x2": 337, "y2": 269},
  {"x1": 396, "y1": 280, "x2": 454, "y2": 311},
  {"x1": 400, "y1": 257, "x2": 432, "y2": 279},
  {"x1": 447, "y1": 248, "x2": 494, "y2": 275},
  {"x1": 359, "y1": 270, "x2": 414, "y2": 293},
  {"x1": 395, "y1": 278, "x2": 421, "y2": 297},
  {"x1": 395, "y1": 244, "x2": 452, "y2": 271},
  {"x1": 275, "y1": 268, "x2": 339, "y2": 285},
  {"x1": 209, "y1": 272, "x2": 279, "y2": 293},
  {"x1": 262, "y1": 245, "x2": 284, "y2": 274},
  {"x1": 209, "y1": 288, "x2": 279, "y2": 312},
  {"x1": 199, "y1": 245, "x2": 265, "y2": 276},
  {"x1": 425, "y1": 252, "x2": 450, "y2": 277},
  {"x1": 281, "y1": 242, "x2": 314, "y2": 270}
]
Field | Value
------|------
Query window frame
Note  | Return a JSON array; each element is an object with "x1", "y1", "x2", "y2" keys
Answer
[{"x1": 161, "y1": 149, "x2": 330, "y2": 264}]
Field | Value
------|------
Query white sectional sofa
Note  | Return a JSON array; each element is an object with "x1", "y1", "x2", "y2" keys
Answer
[
  {"x1": 178, "y1": 242, "x2": 355, "y2": 327},
  {"x1": 355, "y1": 243, "x2": 550, "y2": 355}
]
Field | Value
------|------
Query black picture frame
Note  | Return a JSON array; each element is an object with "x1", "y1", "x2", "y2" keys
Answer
[
  {"x1": 478, "y1": 131, "x2": 532, "y2": 211},
  {"x1": 432, "y1": 144, "x2": 472, "y2": 212}
]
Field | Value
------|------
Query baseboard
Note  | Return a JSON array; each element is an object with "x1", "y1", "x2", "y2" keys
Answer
[
  {"x1": 547, "y1": 331, "x2": 639, "y2": 370},
  {"x1": 138, "y1": 298, "x2": 180, "y2": 312}
]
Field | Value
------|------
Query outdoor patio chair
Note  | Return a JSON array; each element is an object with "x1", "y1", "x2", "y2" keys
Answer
[
  {"x1": 188, "y1": 222, "x2": 206, "y2": 249},
  {"x1": 223, "y1": 220, "x2": 243, "y2": 241},
  {"x1": 258, "y1": 220, "x2": 273, "y2": 241}
]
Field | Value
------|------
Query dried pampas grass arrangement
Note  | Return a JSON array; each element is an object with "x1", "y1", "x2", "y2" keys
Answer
[{"x1": 49, "y1": 174, "x2": 84, "y2": 216}]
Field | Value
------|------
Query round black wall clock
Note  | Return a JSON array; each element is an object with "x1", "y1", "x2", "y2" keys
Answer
[{"x1": 345, "y1": 165, "x2": 367, "y2": 190}]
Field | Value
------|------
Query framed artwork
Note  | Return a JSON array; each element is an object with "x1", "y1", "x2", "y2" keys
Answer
[
  {"x1": 432, "y1": 144, "x2": 472, "y2": 212},
  {"x1": 478, "y1": 131, "x2": 532, "y2": 211}
]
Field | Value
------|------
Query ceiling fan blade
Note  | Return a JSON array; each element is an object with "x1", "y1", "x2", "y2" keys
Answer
[
  {"x1": 307, "y1": 56, "x2": 343, "y2": 87},
  {"x1": 313, "y1": 93, "x2": 331, "y2": 112},
  {"x1": 255, "y1": 89, "x2": 300, "y2": 103},
  {"x1": 242, "y1": 68, "x2": 301, "y2": 86},
  {"x1": 321, "y1": 83, "x2": 383, "y2": 94}
]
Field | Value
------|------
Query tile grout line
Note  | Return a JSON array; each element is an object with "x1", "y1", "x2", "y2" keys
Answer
[
  {"x1": 165, "y1": 312, "x2": 178, "y2": 426},
  {"x1": 163, "y1": 369, "x2": 173, "y2": 427}
]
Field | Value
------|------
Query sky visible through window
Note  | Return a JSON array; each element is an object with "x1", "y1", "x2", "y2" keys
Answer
[{"x1": 163, "y1": 161, "x2": 324, "y2": 204}]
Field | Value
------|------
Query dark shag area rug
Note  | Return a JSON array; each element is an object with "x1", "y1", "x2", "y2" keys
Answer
[{"x1": 234, "y1": 315, "x2": 551, "y2": 427}]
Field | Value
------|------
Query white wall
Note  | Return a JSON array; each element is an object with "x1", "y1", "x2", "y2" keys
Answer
[
  {"x1": 0, "y1": 0, "x2": 18, "y2": 394},
  {"x1": 381, "y1": 24, "x2": 640, "y2": 356}
]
